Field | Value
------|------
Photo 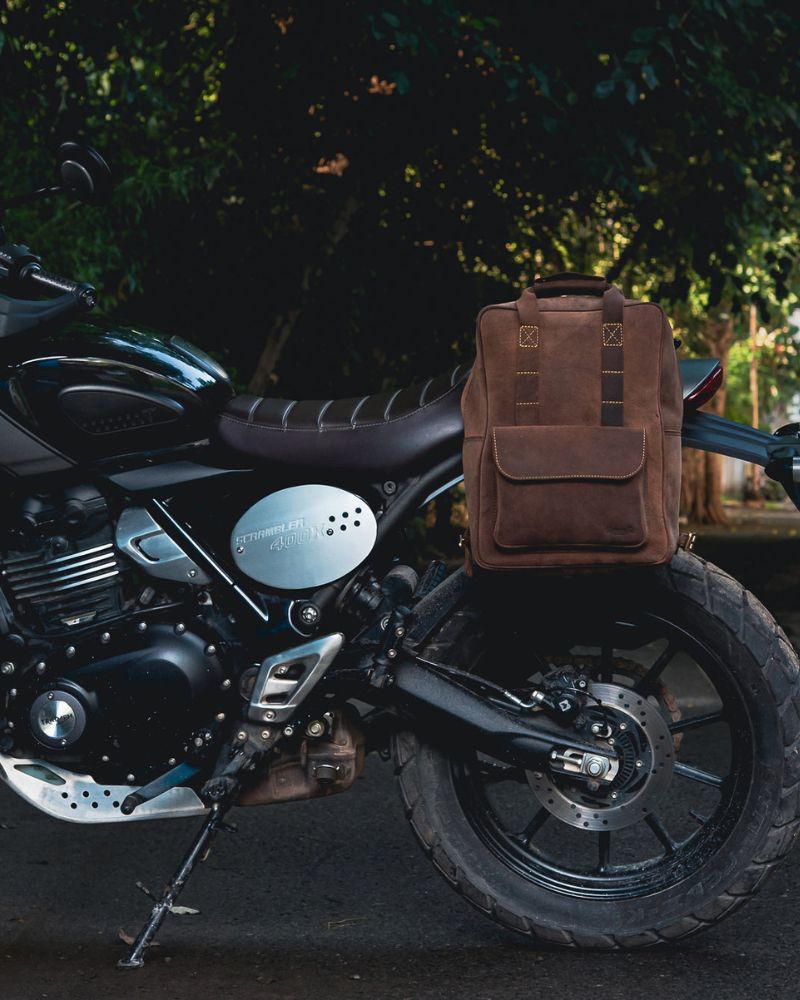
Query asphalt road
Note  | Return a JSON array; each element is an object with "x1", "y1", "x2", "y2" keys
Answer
[
  {"x1": 2, "y1": 516, "x2": 800, "y2": 1000},
  {"x1": 1, "y1": 753, "x2": 800, "y2": 1000}
]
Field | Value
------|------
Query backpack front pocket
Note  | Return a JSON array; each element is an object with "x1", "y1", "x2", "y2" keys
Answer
[{"x1": 492, "y1": 424, "x2": 647, "y2": 550}]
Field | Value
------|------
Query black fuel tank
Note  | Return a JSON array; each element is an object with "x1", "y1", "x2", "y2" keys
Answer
[{"x1": 2, "y1": 319, "x2": 234, "y2": 463}]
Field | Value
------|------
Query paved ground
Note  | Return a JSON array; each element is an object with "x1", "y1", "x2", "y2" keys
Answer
[
  {"x1": 3, "y1": 752, "x2": 800, "y2": 1000},
  {"x1": 2, "y1": 504, "x2": 800, "y2": 1000}
]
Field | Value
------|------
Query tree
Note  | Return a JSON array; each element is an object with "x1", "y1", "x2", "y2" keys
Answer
[
  {"x1": 0, "y1": 0, "x2": 798, "y2": 420},
  {"x1": 674, "y1": 231, "x2": 800, "y2": 522}
]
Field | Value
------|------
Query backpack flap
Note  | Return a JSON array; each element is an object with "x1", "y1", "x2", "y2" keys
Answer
[{"x1": 492, "y1": 424, "x2": 647, "y2": 550}]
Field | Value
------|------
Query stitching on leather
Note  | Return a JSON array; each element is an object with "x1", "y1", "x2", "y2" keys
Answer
[
  {"x1": 601, "y1": 370, "x2": 623, "y2": 374},
  {"x1": 492, "y1": 428, "x2": 646, "y2": 481},
  {"x1": 601, "y1": 400, "x2": 623, "y2": 404},
  {"x1": 602, "y1": 322, "x2": 623, "y2": 346},
  {"x1": 280, "y1": 400, "x2": 297, "y2": 429},
  {"x1": 246, "y1": 397, "x2": 262, "y2": 423},
  {"x1": 382, "y1": 389, "x2": 402, "y2": 421},
  {"x1": 349, "y1": 395, "x2": 369, "y2": 427},
  {"x1": 218, "y1": 371, "x2": 470, "y2": 434},
  {"x1": 519, "y1": 325, "x2": 539, "y2": 347},
  {"x1": 516, "y1": 371, "x2": 539, "y2": 375},
  {"x1": 418, "y1": 377, "x2": 435, "y2": 407},
  {"x1": 316, "y1": 399, "x2": 333, "y2": 429},
  {"x1": 515, "y1": 401, "x2": 540, "y2": 406}
]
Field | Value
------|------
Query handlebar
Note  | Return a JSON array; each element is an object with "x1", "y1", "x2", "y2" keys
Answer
[
  {"x1": 0, "y1": 242, "x2": 96, "y2": 307},
  {"x1": 0, "y1": 241, "x2": 97, "y2": 341},
  {"x1": 25, "y1": 266, "x2": 96, "y2": 308}
]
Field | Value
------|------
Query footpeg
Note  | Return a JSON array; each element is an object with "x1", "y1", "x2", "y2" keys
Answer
[
  {"x1": 120, "y1": 761, "x2": 201, "y2": 815},
  {"x1": 412, "y1": 560, "x2": 446, "y2": 601}
]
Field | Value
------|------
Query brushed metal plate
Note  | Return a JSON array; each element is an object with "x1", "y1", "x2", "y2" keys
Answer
[
  {"x1": 0, "y1": 757, "x2": 207, "y2": 824},
  {"x1": 230, "y1": 485, "x2": 377, "y2": 590}
]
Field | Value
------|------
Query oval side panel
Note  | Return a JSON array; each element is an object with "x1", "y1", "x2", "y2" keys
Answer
[{"x1": 231, "y1": 485, "x2": 377, "y2": 590}]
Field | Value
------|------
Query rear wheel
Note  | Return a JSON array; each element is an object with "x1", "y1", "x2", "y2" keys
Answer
[{"x1": 393, "y1": 551, "x2": 800, "y2": 947}]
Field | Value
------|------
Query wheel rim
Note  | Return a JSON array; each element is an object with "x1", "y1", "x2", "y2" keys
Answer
[{"x1": 451, "y1": 610, "x2": 756, "y2": 901}]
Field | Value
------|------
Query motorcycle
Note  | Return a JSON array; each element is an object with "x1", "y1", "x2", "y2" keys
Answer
[{"x1": 0, "y1": 142, "x2": 799, "y2": 967}]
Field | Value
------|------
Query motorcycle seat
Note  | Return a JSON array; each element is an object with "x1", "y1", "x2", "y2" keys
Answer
[
  {"x1": 215, "y1": 358, "x2": 718, "y2": 474},
  {"x1": 215, "y1": 364, "x2": 471, "y2": 473}
]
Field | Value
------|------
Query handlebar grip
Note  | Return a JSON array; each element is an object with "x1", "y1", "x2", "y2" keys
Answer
[{"x1": 27, "y1": 268, "x2": 96, "y2": 309}]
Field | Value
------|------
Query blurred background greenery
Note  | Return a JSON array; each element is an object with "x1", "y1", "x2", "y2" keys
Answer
[{"x1": 1, "y1": 0, "x2": 799, "y2": 526}]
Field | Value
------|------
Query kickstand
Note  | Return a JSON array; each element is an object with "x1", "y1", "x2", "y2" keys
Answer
[{"x1": 118, "y1": 803, "x2": 229, "y2": 969}]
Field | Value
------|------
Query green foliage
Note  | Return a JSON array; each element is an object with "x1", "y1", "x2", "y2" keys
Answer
[
  {"x1": 725, "y1": 312, "x2": 800, "y2": 428},
  {"x1": 0, "y1": 1, "x2": 798, "y2": 399}
]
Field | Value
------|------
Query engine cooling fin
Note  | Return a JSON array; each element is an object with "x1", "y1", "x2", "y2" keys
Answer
[{"x1": 1, "y1": 541, "x2": 122, "y2": 629}]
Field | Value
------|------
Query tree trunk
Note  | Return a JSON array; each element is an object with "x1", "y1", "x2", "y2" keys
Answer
[
  {"x1": 744, "y1": 303, "x2": 764, "y2": 503},
  {"x1": 680, "y1": 308, "x2": 736, "y2": 525},
  {"x1": 248, "y1": 195, "x2": 360, "y2": 395}
]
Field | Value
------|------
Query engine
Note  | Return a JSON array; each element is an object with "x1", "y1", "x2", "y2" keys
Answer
[
  {"x1": 0, "y1": 485, "x2": 124, "y2": 633},
  {"x1": 0, "y1": 486, "x2": 234, "y2": 783},
  {"x1": 18, "y1": 620, "x2": 229, "y2": 778}
]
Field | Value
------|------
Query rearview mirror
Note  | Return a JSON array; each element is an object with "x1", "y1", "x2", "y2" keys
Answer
[{"x1": 56, "y1": 141, "x2": 112, "y2": 205}]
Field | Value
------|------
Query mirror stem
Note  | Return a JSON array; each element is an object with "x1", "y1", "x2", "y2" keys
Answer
[{"x1": 0, "y1": 184, "x2": 63, "y2": 211}]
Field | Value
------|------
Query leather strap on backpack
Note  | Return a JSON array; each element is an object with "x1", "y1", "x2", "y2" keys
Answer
[
  {"x1": 515, "y1": 277, "x2": 625, "y2": 427},
  {"x1": 599, "y1": 285, "x2": 624, "y2": 427},
  {"x1": 514, "y1": 286, "x2": 542, "y2": 426}
]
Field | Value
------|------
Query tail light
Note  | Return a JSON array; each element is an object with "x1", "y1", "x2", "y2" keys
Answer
[{"x1": 684, "y1": 362, "x2": 723, "y2": 411}]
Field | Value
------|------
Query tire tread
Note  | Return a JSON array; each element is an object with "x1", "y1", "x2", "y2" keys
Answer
[{"x1": 393, "y1": 550, "x2": 800, "y2": 949}]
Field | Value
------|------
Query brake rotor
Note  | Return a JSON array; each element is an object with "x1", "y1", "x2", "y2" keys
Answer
[
  {"x1": 543, "y1": 653, "x2": 684, "y2": 750},
  {"x1": 528, "y1": 681, "x2": 675, "y2": 832}
]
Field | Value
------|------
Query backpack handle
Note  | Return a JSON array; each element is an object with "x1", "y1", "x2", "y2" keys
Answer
[
  {"x1": 515, "y1": 279, "x2": 625, "y2": 428},
  {"x1": 532, "y1": 272, "x2": 611, "y2": 297}
]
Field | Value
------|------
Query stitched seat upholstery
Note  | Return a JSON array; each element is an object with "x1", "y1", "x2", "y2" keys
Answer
[{"x1": 215, "y1": 364, "x2": 471, "y2": 473}]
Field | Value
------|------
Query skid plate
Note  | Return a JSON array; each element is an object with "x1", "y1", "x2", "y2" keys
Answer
[{"x1": 0, "y1": 757, "x2": 207, "y2": 824}]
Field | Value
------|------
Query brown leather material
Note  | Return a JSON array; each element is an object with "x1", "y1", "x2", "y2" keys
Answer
[
  {"x1": 461, "y1": 276, "x2": 683, "y2": 571},
  {"x1": 493, "y1": 425, "x2": 645, "y2": 481},
  {"x1": 515, "y1": 299, "x2": 541, "y2": 426},
  {"x1": 493, "y1": 425, "x2": 647, "y2": 550},
  {"x1": 495, "y1": 474, "x2": 647, "y2": 550},
  {"x1": 600, "y1": 289, "x2": 625, "y2": 426},
  {"x1": 533, "y1": 273, "x2": 611, "y2": 296}
]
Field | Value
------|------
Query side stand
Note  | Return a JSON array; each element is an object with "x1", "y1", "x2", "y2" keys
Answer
[{"x1": 118, "y1": 803, "x2": 229, "y2": 969}]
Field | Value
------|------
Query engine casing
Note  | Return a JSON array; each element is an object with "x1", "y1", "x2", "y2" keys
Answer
[{"x1": 22, "y1": 622, "x2": 228, "y2": 777}]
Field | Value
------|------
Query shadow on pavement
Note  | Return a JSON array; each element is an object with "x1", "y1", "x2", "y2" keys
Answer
[
  {"x1": 2, "y1": 510, "x2": 800, "y2": 999},
  {"x1": 1, "y1": 751, "x2": 799, "y2": 1000}
]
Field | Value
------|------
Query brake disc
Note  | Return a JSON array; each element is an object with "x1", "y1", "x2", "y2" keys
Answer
[
  {"x1": 543, "y1": 653, "x2": 684, "y2": 750},
  {"x1": 528, "y1": 681, "x2": 675, "y2": 832}
]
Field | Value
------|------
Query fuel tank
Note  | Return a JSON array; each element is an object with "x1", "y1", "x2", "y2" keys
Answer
[{"x1": 1, "y1": 319, "x2": 233, "y2": 465}]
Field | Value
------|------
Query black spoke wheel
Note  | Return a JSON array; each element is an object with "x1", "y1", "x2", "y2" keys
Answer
[
  {"x1": 393, "y1": 551, "x2": 800, "y2": 948},
  {"x1": 453, "y1": 613, "x2": 751, "y2": 901}
]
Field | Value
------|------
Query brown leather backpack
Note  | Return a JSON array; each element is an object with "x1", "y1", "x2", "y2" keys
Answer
[{"x1": 461, "y1": 273, "x2": 683, "y2": 571}]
